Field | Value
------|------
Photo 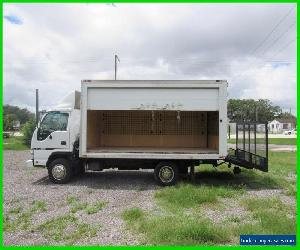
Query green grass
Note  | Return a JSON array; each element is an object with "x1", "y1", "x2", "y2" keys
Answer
[
  {"x1": 122, "y1": 151, "x2": 296, "y2": 245},
  {"x1": 66, "y1": 196, "x2": 88, "y2": 213},
  {"x1": 239, "y1": 197, "x2": 295, "y2": 235},
  {"x1": 285, "y1": 183, "x2": 296, "y2": 196},
  {"x1": 122, "y1": 207, "x2": 144, "y2": 222},
  {"x1": 3, "y1": 136, "x2": 29, "y2": 150},
  {"x1": 67, "y1": 196, "x2": 80, "y2": 204},
  {"x1": 228, "y1": 137, "x2": 296, "y2": 145},
  {"x1": 268, "y1": 151, "x2": 296, "y2": 176},
  {"x1": 67, "y1": 196, "x2": 107, "y2": 215},
  {"x1": 8, "y1": 206, "x2": 22, "y2": 215},
  {"x1": 122, "y1": 208, "x2": 230, "y2": 245},
  {"x1": 155, "y1": 183, "x2": 244, "y2": 210},
  {"x1": 31, "y1": 200, "x2": 47, "y2": 213},
  {"x1": 4, "y1": 200, "x2": 47, "y2": 232},
  {"x1": 195, "y1": 151, "x2": 296, "y2": 191},
  {"x1": 85, "y1": 201, "x2": 107, "y2": 215},
  {"x1": 70, "y1": 202, "x2": 88, "y2": 213},
  {"x1": 36, "y1": 214, "x2": 98, "y2": 245}
]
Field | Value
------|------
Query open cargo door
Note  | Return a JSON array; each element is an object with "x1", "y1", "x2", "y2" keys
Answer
[{"x1": 226, "y1": 122, "x2": 268, "y2": 172}]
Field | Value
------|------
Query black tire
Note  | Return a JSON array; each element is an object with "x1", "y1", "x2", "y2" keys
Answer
[
  {"x1": 154, "y1": 161, "x2": 178, "y2": 186},
  {"x1": 48, "y1": 158, "x2": 73, "y2": 184}
]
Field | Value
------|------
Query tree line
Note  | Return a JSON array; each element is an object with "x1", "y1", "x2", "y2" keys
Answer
[{"x1": 228, "y1": 99, "x2": 295, "y2": 123}]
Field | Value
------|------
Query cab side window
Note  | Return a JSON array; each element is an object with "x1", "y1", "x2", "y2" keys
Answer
[{"x1": 38, "y1": 112, "x2": 69, "y2": 141}]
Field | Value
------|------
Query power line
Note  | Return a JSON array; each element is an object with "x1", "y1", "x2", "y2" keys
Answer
[
  {"x1": 250, "y1": 6, "x2": 295, "y2": 56},
  {"x1": 259, "y1": 21, "x2": 296, "y2": 57},
  {"x1": 268, "y1": 37, "x2": 297, "y2": 60}
]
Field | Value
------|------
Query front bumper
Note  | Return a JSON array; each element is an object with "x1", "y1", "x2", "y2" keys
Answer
[{"x1": 26, "y1": 159, "x2": 34, "y2": 168}]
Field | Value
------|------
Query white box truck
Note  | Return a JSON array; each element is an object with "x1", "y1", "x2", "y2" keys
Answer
[{"x1": 27, "y1": 80, "x2": 268, "y2": 185}]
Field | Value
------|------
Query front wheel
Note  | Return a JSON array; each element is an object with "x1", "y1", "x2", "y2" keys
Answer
[
  {"x1": 154, "y1": 162, "x2": 178, "y2": 186},
  {"x1": 48, "y1": 158, "x2": 73, "y2": 184}
]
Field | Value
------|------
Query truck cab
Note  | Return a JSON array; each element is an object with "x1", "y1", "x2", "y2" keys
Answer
[{"x1": 28, "y1": 91, "x2": 81, "y2": 183}]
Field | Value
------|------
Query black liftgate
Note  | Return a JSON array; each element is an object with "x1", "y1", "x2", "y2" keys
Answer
[{"x1": 226, "y1": 123, "x2": 268, "y2": 172}]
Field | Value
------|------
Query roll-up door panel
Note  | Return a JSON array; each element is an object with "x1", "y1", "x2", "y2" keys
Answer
[{"x1": 87, "y1": 88, "x2": 219, "y2": 111}]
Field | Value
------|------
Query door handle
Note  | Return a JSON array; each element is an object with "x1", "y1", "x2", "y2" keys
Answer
[{"x1": 61, "y1": 141, "x2": 66, "y2": 145}]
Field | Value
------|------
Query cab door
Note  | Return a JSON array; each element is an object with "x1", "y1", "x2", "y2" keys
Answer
[{"x1": 32, "y1": 111, "x2": 70, "y2": 166}]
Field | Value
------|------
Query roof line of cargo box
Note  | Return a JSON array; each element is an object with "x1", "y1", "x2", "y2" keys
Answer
[{"x1": 82, "y1": 80, "x2": 227, "y2": 83}]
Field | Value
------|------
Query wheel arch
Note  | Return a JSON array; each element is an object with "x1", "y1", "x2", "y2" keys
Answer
[{"x1": 46, "y1": 152, "x2": 73, "y2": 169}]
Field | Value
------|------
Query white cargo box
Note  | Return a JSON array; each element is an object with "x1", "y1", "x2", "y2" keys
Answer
[{"x1": 80, "y1": 80, "x2": 227, "y2": 160}]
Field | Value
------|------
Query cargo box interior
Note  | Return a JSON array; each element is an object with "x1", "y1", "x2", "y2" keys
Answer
[{"x1": 86, "y1": 110, "x2": 219, "y2": 153}]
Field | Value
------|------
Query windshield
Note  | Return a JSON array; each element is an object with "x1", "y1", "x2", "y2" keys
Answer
[{"x1": 38, "y1": 112, "x2": 69, "y2": 140}]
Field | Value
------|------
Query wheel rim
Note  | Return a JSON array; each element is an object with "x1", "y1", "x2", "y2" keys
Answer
[
  {"x1": 159, "y1": 166, "x2": 174, "y2": 183},
  {"x1": 52, "y1": 164, "x2": 67, "y2": 180}
]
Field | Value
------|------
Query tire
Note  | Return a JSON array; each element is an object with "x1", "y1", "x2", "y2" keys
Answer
[
  {"x1": 154, "y1": 161, "x2": 178, "y2": 186},
  {"x1": 48, "y1": 158, "x2": 73, "y2": 184}
]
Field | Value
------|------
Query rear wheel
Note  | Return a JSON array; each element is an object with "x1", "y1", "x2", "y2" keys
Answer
[
  {"x1": 154, "y1": 162, "x2": 178, "y2": 186},
  {"x1": 48, "y1": 158, "x2": 73, "y2": 184}
]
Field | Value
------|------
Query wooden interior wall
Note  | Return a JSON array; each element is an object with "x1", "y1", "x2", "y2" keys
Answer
[
  {"x1": 87, "y1": 110, "x2": 101, "y2": 148},
  {"x1": 207, "y1": 111, "x2": 219, "y2": 150},
  {"x1": 87, "y1": 111, "x2": 219, "y2": 149}
]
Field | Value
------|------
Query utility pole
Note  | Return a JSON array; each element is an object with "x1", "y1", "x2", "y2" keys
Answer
[
  {"x1": 114, "y1": 54, "x2": 120, "y2": 80},
  {"x1": 255, "y1": 105, "x2": 258, "y2": 122},
  {"x1": 35, "y1": 89, "x2": 39, "y2": 126}
]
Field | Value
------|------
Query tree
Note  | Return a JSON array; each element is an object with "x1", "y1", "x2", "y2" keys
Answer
[
  {"x1": 228, "y1": 99, "x2": 282, "y2": 123},
  {"x1": 3, "y1": 113, "x2": 18, "y2": 131},
  {"x1": 3, "y1": 105, "x2": 35, "y2": 131},
  {"x1": 22, "y1": 118, "x2": 36, "y2": 146},
  {"x1": 277, "y1": 112, "x2": 297, "y2": 125}
]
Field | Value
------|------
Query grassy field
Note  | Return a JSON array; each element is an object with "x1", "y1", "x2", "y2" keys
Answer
[
  {"x1": 122, "y1": 151, "x2": 296, "y2": 245},
  {"x1": 3, "y1": 136, "x2": 29, "y2": 150},
  {"x1": 228, "y1": 137, "x2": 297, "y2": 145}
]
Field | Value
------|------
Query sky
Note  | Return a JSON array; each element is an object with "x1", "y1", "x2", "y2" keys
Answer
[{"x1": 3, "y1": 3, "x2": 297, "y2": 114}]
